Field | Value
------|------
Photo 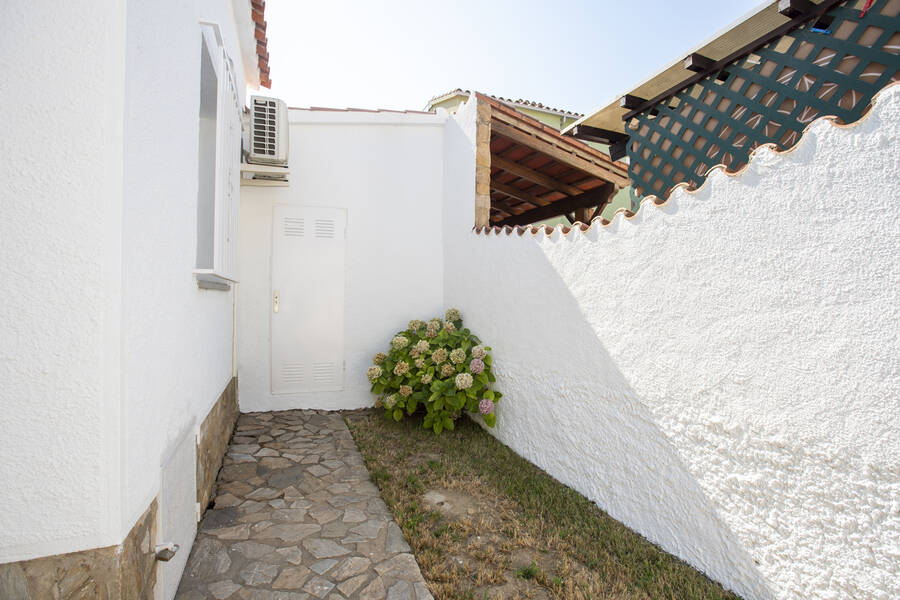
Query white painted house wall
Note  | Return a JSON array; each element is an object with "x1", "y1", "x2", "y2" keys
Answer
[
  {"x1": 238, "y1": 110, "x2": 448, "y2": 411},
  {"x1": 0, "y1": 0, "x2": 126, "y2": 563},
  {"x1": 442, "y1": 90, "x2": 900, "y2": 600},
  {"x1": 0, "y1": 0, "x2": 258, "y2": 572}
]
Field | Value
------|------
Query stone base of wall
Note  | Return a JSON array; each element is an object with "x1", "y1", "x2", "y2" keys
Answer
[
  {"x1": 196, "y1": 376, "x2": 239, "y2": 514},
  {"x1": 0, "y1": 500, "x2": 158, "y2": 600}
]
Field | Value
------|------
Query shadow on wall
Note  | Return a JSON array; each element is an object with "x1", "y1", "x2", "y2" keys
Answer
[{"x1": 454, "y1": 239, "x2": 775, "y2": 600}]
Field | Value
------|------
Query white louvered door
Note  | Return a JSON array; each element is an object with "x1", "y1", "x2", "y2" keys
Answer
[{"x1": 271, "y1": 205, "x2": 346, "y2": 394}]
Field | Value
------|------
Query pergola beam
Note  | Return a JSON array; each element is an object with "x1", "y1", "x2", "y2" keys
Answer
[
  {"x1": 491, "y1": 154, "x2": 583, "y2": 196},
  {"x1": 497, "y1": 183, "x2": 616, "y2": 226}
]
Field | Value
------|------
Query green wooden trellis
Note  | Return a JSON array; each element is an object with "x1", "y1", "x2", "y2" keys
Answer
[{"x1": 627, "y1": 0, "x2": 900, "y2": 202}]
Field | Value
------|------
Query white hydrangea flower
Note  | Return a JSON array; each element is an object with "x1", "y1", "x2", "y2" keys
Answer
[
  {"x1": 444, "y1": 321, "x2": 456, "y2": 332},
  {"x1": 414, "y1": 339, "x2": 430, "y2": 354},
  {"x1": 440, "y1": 364, "x2": 455, "y2": 378},
  {"x1": 391, "y1": 335, "x2": 409, "y2": 350},
  {"x1": 373, "y1": 352, "x2": 388, "y2": 364},
  {"x1": 399, "y1": 385, "x2": 413, "y2": 397},
  {"x1": 445, "y1": 308, "x2": 461, "y2": 322},
  {"x1": 408, "y1": 319, "x2": 426, "y2": 331},
  {"x1": 432, "y1": 348, "x2": 448, "y2": 364},
  {"x1": 455, "y1": 372, "x2": 473, "y2": 390},
  {"x1": 421, "y1": 373, "x2": 433, "y2": 385},
  {"x1": 471, "y1": 346, "x2": 486, "y2": 360},
  {"x1": 415, "y1": 358, "x2": 425, "y2": 369},
  {"x1": 384, "y1": 394, "x2": 398, "y2": 409},
  {"x1": 367, "y1": 365, "x2": 383, "y2": 383},
  {"x1": 393, "y1": 361, "x2": 409, "y2": 376},
  {"x1": 449, "y1": 348, "x2": 466, "y2": 364}
]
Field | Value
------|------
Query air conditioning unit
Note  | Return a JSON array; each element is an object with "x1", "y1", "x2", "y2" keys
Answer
[{"x1": 248, "y1": 95, "x2": 289, "y2": 166}]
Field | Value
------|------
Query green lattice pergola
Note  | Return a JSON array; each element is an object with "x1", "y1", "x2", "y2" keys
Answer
[{"x1": 571, "y1": 0, "x2": 900, "y2": 204}]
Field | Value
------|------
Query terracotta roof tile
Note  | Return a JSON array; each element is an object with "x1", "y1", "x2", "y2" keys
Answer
[
  {"x1": 427, "y1": 88, "x2": 583, "y2": 118},
  {"x1": 250, "y1": 0, "x2": 271, "y2": 88}
]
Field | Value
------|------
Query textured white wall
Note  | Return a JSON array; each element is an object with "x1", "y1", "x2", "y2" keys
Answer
[
  {"x1": 121, "y1": 0, "x2": 245, "y2": 539},
  {"x1": 238, "y1": 111, "x2": 448, "y2": 411},
  {"x1": 0, "y1": 0, "x2": 255, "y2": 566},
  {"x1": 442, "y1": 89, "x2": 900, "y2": 600},
  {"x1": 0, "y1": 1, "x2": 126, "y2": 562}
]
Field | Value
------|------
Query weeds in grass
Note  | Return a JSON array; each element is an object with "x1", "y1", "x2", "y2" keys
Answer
[{"x1": 515, "y1": 562, "x2": 540, "y2": 580}]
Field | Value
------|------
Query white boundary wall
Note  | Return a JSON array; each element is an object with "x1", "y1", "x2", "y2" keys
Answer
[{"x1": 442, "y1": 89, "x2": 900, "y2": 600}]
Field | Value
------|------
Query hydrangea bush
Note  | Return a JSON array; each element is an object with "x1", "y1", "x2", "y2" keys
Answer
[{"x1": 367, "y1": 309, "x2": 502, "y2": 433}]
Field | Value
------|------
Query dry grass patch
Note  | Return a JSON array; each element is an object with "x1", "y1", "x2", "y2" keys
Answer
[{"x1": 346, "y1": 411, "x2": 741, "y2": 600}]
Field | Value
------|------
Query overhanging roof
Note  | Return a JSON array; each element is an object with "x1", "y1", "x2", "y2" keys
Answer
[
  {"x1": 480, "y1": 94, "x2": 629, "y2": 226},
  {"x1": 563, "y1": 0, "x2": 829, "y2": 136}
]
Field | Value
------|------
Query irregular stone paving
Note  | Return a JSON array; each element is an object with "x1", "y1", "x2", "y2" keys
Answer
[{"x1": 177, "y1": 410, "x2": 433, "y2": 600}]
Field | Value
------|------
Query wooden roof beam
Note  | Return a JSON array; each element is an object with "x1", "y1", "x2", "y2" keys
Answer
[
  {"x1": 498, "y1": 183, "x2": 616, "y2": 227},
  {"x1": 491, "y1": 121, "x2": 629, "y2": 187},
  {"x1": 491, "y1": 155, "x2": 583, "y2": 196},
  {"x1": 569, "y1": 125, "x2": 628, "y2": 145},
  {"x1": 491, "y1": 181, "x2": 548, "y2": 208}
]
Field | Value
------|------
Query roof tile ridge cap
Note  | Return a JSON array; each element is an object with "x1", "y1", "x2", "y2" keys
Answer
[{"x1": 621, "y1": 81, "x2": 899, "y2": 222}]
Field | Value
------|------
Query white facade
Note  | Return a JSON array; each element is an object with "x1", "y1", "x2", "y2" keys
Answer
[
  {"x1": 442, "y1": 90, "x2": 900, "y2": 600},
  {"x1": 238, "y1": 109, "x2": 448, "y2": 411},
  {"x1": 0, "y1": 0, "x2": 259, "y2": 577}
]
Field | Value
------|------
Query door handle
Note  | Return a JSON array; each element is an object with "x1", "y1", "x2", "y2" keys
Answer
[{"x1": 273, "y1": 291, "x2": 279, "y2": 313}]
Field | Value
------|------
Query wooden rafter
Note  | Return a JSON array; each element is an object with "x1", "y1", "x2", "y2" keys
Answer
[
  {"x1": 491, "y1": 120, "x2": 629, "y2": 186},
  {"x1": 491, "y1": 181, "x2": 548, "y2": 208},
  {"x1": 491, "y1": 155, "x2": 582, "y2": 196},
  {"x1": 498, "y1": 183, "x2": 616, "y2": 226}
]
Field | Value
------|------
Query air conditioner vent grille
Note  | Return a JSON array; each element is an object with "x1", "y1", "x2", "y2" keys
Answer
[{"x1": 252, "y1": 98, "x2": 278, "y2": 157}]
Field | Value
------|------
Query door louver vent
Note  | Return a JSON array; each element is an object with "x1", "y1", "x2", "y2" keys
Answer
[
  {"x1": 315, "y1": 219, "x2": 336, "y2": 239},
  {"x1": 312, "y1": 362, "x2": 336, "y2": 384},
  {"x1": 281, "y1": 363, "x2": 304, "y2": 384},
  {"x1": 284, "y1": 217, "x2": 305, "y2": 237}
]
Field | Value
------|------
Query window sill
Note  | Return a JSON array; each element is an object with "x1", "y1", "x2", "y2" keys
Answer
[{"x1": 194, "y1": 270, "x2": 237, "y2": 291}]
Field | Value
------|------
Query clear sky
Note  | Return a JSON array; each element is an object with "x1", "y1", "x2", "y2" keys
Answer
[{"x1": 263, "y1": 0, "x2": 763, "y2": 115}]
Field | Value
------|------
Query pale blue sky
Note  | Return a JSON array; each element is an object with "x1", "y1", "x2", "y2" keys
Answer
[{"x1": 264, "y1": 0, "x2": 762, "y2": 115}]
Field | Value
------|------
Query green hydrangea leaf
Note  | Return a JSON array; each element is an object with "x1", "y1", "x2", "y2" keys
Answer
[
  {"x1": 393, "y1": 409, "x2": 403, "y2": 422},
  {"x1": 483, "y1": 413, "x2": 496, "y2": 427}
]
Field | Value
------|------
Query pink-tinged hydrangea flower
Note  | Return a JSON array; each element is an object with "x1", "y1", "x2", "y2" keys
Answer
[
  {"x1": 408, "y1": 319, "x2": 425, "y2": 331},
  {"x1": 393, "y1": 361, "x2": 409, "y2": 376},
  {"x1": 479, "y1": 398, "x2": 494, "y2": 415},
  {"x1": 399, "y1": 385, "x2": 413, "y2": 397},
  {"x1": 432, "y1": 348, "x2": 448, "y2": 364},
  {"x1": 469, "y1": 358, "x2": 484, "y2": 374},
  {"x1": 414, "y1": 340, "x2": 430, "y2": 354},
  {"x1": 391, "y1": 335, "x2": 409, "y2": 350},
  {"x1": 455, "y1": 372, "x2": 473, "y2": 390},
  {"x1": 471, "y1": 345, "x2": 486, "y2": 360},
  {"x1": 384, "y1": 394, "x2": 398, "y2": 409},
  {"x1": 444, "y1": 321, "x2": 456, "y2": 332},
  {"x1": 409, "y1": 348, "x2": 419, "y2": 359},
  {"x1": 367, "y1": 365, "x2": 383, "y2": 383},
  {"x1": 445, "y1": 308, "x2": 461, "y2": 322},
  {"x1": 449, "y1": 348, "x2": 466, "y2": 364},
  {"x1": 421, "y1": 373, "x2": 433, "y2": 385},
  {"x1": 373, "y1": 352, "x2": 387, "y2": 365},
  {"x1": 425, "y1": 320, "x2": 440, "y2": 339},
  {"x1": 415, "y1": 358, "x2": 425, "y2": 369},
  {"x1": 440, "y1": 364, "x2": 455, "y2": 378}
]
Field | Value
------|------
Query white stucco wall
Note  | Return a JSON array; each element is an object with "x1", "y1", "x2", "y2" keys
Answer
[
  {"x1": 238, "y1": 110, "x2": 448, "y2": 411},
  {"x1": 0, "y1": 1, "x2": 126, "y2": 562},
  {"x1": 0, "y1": 0, "x2": 256, "y2": 566},
  {"x1": 442, "y1": 89, "x2": 900, "y2": 600},
  {"x1": 120, "y1": 0, "x2": 246, "y2": 540}
]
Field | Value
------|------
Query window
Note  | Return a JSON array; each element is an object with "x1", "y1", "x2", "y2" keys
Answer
[{"x1": 195, "y1": 23, "x2": 240, "y2": 283}]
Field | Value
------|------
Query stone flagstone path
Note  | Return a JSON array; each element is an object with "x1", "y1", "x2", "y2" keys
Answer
[{"x1": 177, "y1": 410, "x2": 433, "y2": 600}]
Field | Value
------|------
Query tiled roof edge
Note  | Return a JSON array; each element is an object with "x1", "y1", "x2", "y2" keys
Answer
[
  {"x1": 474, "y1": 81, "x2": 900, "y2": 238},
  {"x1": 251, "y1": 0, "x2": 271, "y2": 88},
  {"x1": 427, "y1": 88, "x2": 583, "y2": 118}
]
